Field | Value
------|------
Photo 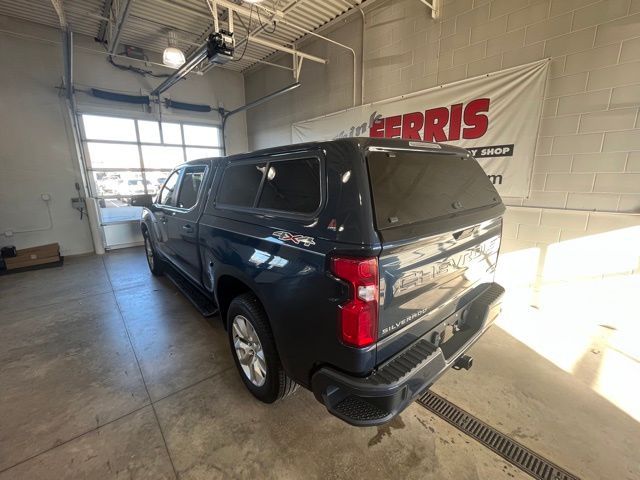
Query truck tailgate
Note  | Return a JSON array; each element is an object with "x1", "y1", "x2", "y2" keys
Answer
[
  {"x1": 365, "y1": 147, "x2": 504, "y2": 363},
  {"x1": 377, "y1": 217, "x2": 501, "y2": 344}
]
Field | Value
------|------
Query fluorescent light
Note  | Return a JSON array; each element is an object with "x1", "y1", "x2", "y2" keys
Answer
[{"x1": 163, "y1": 47, "x2": 186, "y2": 68}]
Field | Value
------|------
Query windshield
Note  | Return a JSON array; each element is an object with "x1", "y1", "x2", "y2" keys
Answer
[{"x1": 366, "y1": 150, "x2": 500, "y2": 230}]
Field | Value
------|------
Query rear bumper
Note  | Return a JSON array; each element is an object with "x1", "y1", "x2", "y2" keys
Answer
[{"x1": 311, "y1": 282, "x2": 505, "y2": 426}]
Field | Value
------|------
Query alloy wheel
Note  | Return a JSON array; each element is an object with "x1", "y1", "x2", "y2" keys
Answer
[{"x1": 232, "y1": 315, "x2": 267, "y2": 387}]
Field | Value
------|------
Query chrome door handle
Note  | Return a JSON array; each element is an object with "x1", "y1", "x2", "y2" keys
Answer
[{"x1": 182, "y1": 224, "x2": 194, "y2": 232}]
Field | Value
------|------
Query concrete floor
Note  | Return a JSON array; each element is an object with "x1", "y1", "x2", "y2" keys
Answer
[{"x1": 0, "y1": 247, "x2": 638, "y2": 479}]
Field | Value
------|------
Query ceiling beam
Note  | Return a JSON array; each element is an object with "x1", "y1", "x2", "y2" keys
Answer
[
  {"x1": 247, "y1": 36, "x2": 326, "y2": 64},
  {"x1": 109, "y1": 0, "x2": 135, "y2": 55},
  {"x1": 50, "y1": 0, "x2": 67, "y2": 27},
  {"x1": 95, "y1": 0, "x2": 113, "y2": 43}
]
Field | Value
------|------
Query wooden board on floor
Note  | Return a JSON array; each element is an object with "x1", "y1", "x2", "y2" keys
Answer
[{"x1": 4, "y1": 243, "x2": 61, "y2": 271}]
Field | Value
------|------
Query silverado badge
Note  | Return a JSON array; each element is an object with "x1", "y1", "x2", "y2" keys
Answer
[{"x1": 273, "y1": 231, "x2": 316, "y2": 247}]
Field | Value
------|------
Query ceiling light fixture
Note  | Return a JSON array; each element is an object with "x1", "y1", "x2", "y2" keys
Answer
[{"x1": 163, "y1": 31, "x2": 186, "y2": 68}]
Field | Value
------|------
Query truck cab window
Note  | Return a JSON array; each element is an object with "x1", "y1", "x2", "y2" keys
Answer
[
  {"x1": 177, "y1": 166, "x2": 207, "y2": 209},
  {"x1": 158, "y1": 170, "x2": 180, "y2": 206}
]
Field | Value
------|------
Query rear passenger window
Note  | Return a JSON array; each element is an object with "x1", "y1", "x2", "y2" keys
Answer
[
  {"x1": 217, "y1": 162, "x2": 266, "y2": 208},
  {"x1": 257, "y1": 158, "x2": 320, "y2": 214}
]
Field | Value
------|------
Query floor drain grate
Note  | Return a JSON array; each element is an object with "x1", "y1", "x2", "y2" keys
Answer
[{"x1": 417, "y1": 391, "x2": 581, "y2": 480}]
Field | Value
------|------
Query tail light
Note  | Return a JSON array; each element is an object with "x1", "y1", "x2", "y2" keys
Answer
[{"x1": 330, "y1": 256, "x2": 379, "y2": 348}]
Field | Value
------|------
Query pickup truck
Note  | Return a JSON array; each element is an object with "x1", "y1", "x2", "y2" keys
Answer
[{"x1": 140, "y1": 138, "x2": 505, "y2": 426}]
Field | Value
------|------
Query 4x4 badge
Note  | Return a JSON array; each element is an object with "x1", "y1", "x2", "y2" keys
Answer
[{"x1": 273, "y1": 231, "x2": 316, "y2": 247}]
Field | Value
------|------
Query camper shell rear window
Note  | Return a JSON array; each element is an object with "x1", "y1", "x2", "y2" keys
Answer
[{"x1": 366, "y1": 149, "x2": 500, "y2": 230}]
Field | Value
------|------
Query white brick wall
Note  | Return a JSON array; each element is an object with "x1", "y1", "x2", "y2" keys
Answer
[
  {"x1": 500, "y1": 205, "x2": 639, "y2": 288},
  {"x1": 244, "y1": 0, "x2": 640, "y2": 279}
]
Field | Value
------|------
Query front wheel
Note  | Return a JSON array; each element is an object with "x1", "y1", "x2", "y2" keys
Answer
[
  {"x1": 227, "y1": 293, "x2": 298, "y2": 403},
  {"x1": 143, "y1": 229, "x2": 163, "y2": 276}
]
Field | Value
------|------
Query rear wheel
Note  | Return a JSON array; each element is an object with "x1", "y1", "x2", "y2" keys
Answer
[
  {"x1": 227, "y1": 293, "x2": 298, "y2": 403},
  {"x1": 143, "y1": 230, "x2": 163, "y2": 276}
]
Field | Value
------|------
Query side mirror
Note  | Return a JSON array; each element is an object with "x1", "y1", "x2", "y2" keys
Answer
[{"x1": 131, "y1": 194, "x2": 154, "y2": 209}]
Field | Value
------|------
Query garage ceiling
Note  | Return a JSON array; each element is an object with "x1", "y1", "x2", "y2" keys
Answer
[{"x1": 0, "y1": 0, "x2": 367, "y2": 72}]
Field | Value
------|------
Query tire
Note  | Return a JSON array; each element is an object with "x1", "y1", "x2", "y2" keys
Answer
[
  {"x1": 227, "y1": 293, "x2": 298, "y2": 403},
  {"x1": 142, "y1": 229, "x2": 163, "y2": 276}
]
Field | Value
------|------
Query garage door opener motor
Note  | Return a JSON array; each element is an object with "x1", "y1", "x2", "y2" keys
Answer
[
  {"x1": 206, "y1": 0, "x2": 235, "y2": 64},
  {"x1": 207, "y1": 31, "x2": 234, "y2": 65}
]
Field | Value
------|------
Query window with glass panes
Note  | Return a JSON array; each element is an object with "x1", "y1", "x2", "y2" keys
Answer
[{"x1": 80, "y1": 114, "x2": 222, "y2": 223}]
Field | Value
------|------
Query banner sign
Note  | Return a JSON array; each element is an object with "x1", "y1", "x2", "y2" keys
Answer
[{"x1": 292, "y1": 60, "x2": 549, "y2": 197}]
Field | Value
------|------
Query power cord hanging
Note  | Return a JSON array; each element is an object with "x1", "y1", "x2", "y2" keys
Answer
[
  {"x1": 107, "y1": 55, "x2": 172, "y2": 78},
  {"x1": 99, "y1": 32, "x2": 171, "y2": 78},
  {"x1": 231, "y1": 6, "x2": 253, "y2": 63},
  {"x1": 256, "y1": 6, "x2": 277, "y2": 34}
]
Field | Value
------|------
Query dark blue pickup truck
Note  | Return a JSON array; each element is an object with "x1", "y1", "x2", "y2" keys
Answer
[{"x1": 140, "y1": 138, "x2": 505, "y2": 426}]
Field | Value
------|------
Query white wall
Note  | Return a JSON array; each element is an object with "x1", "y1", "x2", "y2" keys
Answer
[{"x1": 0, "y1": 15, "x2": 248, "y2": 256}]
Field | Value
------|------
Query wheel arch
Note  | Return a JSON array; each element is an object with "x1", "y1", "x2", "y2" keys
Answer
[{"x1": 216, "y1": 275, "x2": 257, "y2": 327}]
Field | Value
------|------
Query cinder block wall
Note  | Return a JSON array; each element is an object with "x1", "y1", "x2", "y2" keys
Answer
[{"x1": 245, "y1": 0, "x2": 640, "y2": 289}]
